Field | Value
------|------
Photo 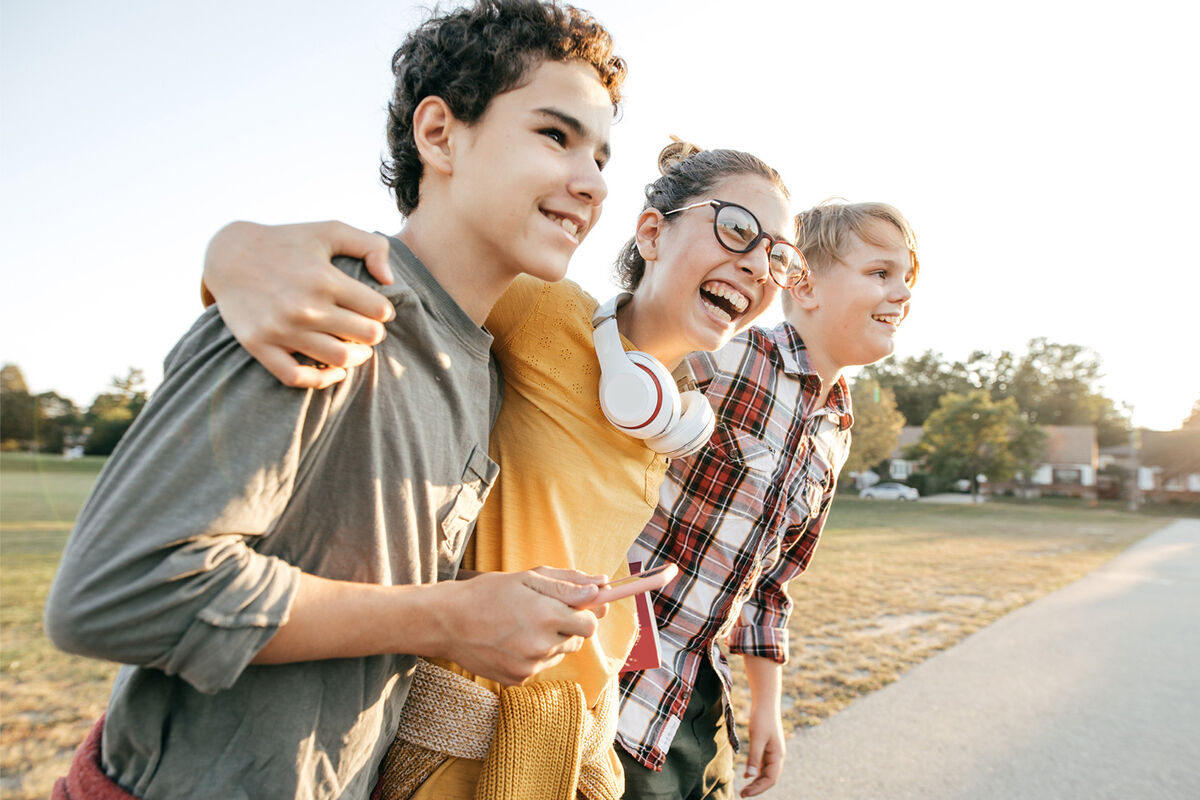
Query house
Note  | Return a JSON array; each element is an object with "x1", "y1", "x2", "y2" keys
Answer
[
  {"x1": 886, "y1": 424, "x2": 1100, "y2": 499},
  {"x1": 886, "y1": 426, "x2": 924, "y2": 482},
  {"x1": 851, "y1": 426, "x2": 923, "y2": 490},
  {"x1": 1103, "y1": 428, "x2": 1200, "y2": 502},
  {"x1": 1020, "y1": 425, "x2": 1098, "y2": 499}
]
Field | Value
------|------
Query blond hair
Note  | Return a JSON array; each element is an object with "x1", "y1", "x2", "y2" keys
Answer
[
  {"x1": 780, "y1": 201, "x2": 919, "y2": 314},
  {"x1": 799, "y1": 200, "x2": 918, "y2": 274}
]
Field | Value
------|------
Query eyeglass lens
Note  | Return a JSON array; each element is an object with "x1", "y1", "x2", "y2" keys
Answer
[{"x1": 713, "y1": 204, "x2": 800, "y2": 280}]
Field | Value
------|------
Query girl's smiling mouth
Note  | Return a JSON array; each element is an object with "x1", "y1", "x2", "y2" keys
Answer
[{"x1": 700, "y1": 281, "x2": 750, "y2": 323}]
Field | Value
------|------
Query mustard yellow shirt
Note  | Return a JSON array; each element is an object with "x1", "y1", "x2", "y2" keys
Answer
[{"x1": 455, "y1": 275, "x2": 669, "y2": 706}]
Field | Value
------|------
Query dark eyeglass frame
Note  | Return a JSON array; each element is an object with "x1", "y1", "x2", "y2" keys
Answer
[{"x1": 663, "y1": 199, "x2": 808, "y2": 289}]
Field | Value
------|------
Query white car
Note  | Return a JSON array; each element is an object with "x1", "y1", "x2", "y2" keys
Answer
[{"x1": 859, "y1": 482, "x2": 920, "y2": 501}]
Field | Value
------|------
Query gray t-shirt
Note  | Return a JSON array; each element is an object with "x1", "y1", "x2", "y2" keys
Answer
[{"x1": 45, "y1": 239, "x2": 500, "y2": 799}]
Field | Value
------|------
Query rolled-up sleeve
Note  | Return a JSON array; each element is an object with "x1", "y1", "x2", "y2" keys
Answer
[
  {"x1": 727, "y1": 486, "x2": 833, "y2": 664},
  {"x1": 44, "y1": 309, "x2": 326, "y2": 693}
]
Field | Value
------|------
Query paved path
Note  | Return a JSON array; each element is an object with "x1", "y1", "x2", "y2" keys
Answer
[{"x1": 766, "y1": 518, "x2": 1200, "y2": 800}]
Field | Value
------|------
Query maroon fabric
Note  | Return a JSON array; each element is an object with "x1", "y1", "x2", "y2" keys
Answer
[{"x1": 52, "y1": 716, "x2": 140, "y2": 800}]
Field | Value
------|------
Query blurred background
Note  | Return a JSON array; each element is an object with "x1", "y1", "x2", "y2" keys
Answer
[{"x1": 2, "y1": 0, "x2": 1197, "y2": 430}]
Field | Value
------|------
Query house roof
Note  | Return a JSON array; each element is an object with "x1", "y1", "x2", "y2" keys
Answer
[
  {"x1": 1041, "y1": 425, "x2": 1097, "y2": 466},
  {"x1": 892, "y1": 424, "x2": 1099, "y2": 467},
  {"x1": 890, "y1": 426, "x2": 924, "y2": 459},
  {"x1": 1140, "y1": 428, "x2": 1200, "y2": 477}
]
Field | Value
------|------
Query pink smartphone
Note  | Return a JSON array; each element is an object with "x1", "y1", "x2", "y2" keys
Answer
[{"x1": 581, "y1": 563, "x2": 678, "y2": 609}]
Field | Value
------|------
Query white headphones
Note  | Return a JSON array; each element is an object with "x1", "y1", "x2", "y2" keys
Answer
[{"x1": 591, "y1": 293, "x2": 716, "y2": 458}]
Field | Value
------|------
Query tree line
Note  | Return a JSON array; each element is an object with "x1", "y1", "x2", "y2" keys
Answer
[
  {"x1": 1, "y1": 364, "x2": 147, "y2": 455},
  {"x1": 842, "y1": 338, "x2": 1199, "y2": 496}
]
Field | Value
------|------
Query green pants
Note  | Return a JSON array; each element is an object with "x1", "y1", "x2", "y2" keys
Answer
[{"x1": 618, "y1": 662, "x2": 734, "y2": 800}]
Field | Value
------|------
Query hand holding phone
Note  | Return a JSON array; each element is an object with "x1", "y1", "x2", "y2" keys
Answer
[{"x1": 579, "y1": 563, "x2": 678, "y2": 610}]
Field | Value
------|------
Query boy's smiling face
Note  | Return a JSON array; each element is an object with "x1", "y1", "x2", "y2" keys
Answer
[
  {"x1": 793, "y1": 218, "x2": 914, "y2": 374},
  {"x1": 448, "y1": 59, "x2": 613, "y2": 284}
]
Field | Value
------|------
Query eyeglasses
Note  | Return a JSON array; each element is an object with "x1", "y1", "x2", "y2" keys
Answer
[{"x1": 663, "y1": 199, "x2": 807, "y2": 288}]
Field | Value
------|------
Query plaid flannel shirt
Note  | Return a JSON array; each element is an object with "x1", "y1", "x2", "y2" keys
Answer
[{"x1": 616, "y1": 322, "x2": 853, "y2": 771}]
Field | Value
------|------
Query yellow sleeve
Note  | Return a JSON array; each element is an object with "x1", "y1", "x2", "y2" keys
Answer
[
  {"x1": 485, "y1": 274, "x2": 549, "y2": 348},
  {"x1": 201, "y1": 279, "x2": 216, "y2": 308}
]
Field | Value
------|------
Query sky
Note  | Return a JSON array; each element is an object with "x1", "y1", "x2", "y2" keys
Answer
[{"x1": 2, "y1": 0, "x2": 1197, "y2": 430}]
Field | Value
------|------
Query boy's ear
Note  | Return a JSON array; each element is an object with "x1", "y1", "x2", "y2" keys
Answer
[
  {"x1": 411, "y1": 96, "x2": 459, "y2": 176},
  {"x1": 786, "y1": 268, "x2": 820, "y2": 311},
  {"x1": 634, "y1": 208, "x2": 664, "y2": 261}
]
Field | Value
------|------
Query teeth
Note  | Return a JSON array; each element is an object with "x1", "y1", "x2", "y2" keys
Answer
[
  {"x1": 872, "y1": 314, "x2": 900, "y2": 326},
  {"x1": 700, "y1": 282, "x2": 749, "y2": 313},
  {"x1": 545, "y1": 211, "x2": 580, "y2": 237},
  {"x1": 702, "y1": 297, "x2": 733, "y2": 323}
]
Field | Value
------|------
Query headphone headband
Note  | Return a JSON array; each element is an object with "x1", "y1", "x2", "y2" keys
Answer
[{"x1": 591, "y1": 292, "x2": 631, "y2": 329}]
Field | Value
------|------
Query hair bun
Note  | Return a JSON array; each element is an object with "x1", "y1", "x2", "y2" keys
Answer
[{"x1": 658, "y1": 136, "x2": 703, "y2": 175}]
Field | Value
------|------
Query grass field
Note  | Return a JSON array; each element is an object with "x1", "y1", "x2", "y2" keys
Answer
[
  {"x1": 1, "y1": 453, "x2": 120, "y2": 798},
  {"x1": 0, "y1": 452, "x2": 1180, "y2": 798}
]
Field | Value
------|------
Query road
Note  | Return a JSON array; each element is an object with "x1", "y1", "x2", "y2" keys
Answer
[{"x1": 764, "y1": 518, "x2": 1200, "y2": 800}]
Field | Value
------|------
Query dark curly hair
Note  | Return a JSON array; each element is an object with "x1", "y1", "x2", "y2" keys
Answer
[
  {"x1": 381, "y1": 0, "x2": 626, "y2": 215},
  {"x1": 614, "y1": 138, "x2": 792, "y2": 290}
]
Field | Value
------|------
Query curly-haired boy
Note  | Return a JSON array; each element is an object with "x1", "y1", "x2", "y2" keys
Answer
[{"x1": 45, "y1": 2, "x2": 625, "y2": 798}]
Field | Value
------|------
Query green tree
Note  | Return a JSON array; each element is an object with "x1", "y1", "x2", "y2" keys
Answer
[
  {"x1": 2, "y1": 363, "x2": 35, "y2": 447},
  {"x1": 862, "y1": 350, "x2": 972, "y2": 426},
  {"x1": 998, "y1": 339, "x2": 1126, "y2": 447},
  {"x1": 34, "y1": 391, "x2": 82, "y2": 452},
  {"x1": 84, "y1": 368, "x2": 148, "y2": 455},
  {"x1": 922, "y1": 390, "x2": 1045, "y2": 500},
  {"x1": 844, "y1": 377, "x2": 906, "y2": 475},
  {"x1": 869, "y1": 341, "x2": 1128, "y2": 447}
]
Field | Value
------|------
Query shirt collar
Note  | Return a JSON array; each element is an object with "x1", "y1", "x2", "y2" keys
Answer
[{"x1": 770, "y1": 322, "x2": 854, "y2": 431}]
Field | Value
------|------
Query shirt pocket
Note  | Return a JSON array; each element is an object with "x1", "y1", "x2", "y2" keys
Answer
[
  {"x1": 438, "y1": 444, "x2": 499, "y2": 577},
  {"x1": 706, "y1": 425, "x2": 777, "y2": 523},
  {"x1": 785, "y1": 466, "x2": 827, "y2": 530}
]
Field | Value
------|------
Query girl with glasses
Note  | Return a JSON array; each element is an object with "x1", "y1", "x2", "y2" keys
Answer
[{"x1": 200, "y1": 138, "x2": 798, "y2": 800}]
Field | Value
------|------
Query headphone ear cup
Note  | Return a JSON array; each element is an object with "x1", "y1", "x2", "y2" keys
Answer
[
  {"x1": 645, "y1": 390, "x2": 715, "y2": 458},
  {"x1": 618, "y1": 352, "x2": 680, "y2": 438},
  {"x1": 593, "y1": 294, "x2": 680, "y2": 438}
]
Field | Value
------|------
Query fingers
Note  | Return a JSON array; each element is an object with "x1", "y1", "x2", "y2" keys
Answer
[
  {"x1": 327, "y1": 273, "x2": 396, "y2": 329},
  {"x1": 245, "y1": 333, "x2": 371, "y2": 389},
  {"x1": 522, "y1": 569, "x2": 603, "y2": 611},
  {"x1": 740, "y1": 769, "x2": 779, "y2": 797},
  {"x1": 438, "y1": 572, "x2": 604, "y2": 687},
  {"x1": 246, "y1": 344, "x2": 347, "y2": 390},
  {"x1": 282, "y1": 331, "x2": 374, "y2": 371},
  {"x1": 317, "y1": 221, "x2": 393, "y2": 286},
  {"x1": 530, "y1": 566, "x2": 609, "y2": 586},
  {"x1": 741, "y1": 739, "x2": 784, "y2": 797},
  {"x1": 536, "y1": 632, "x2": 587, "y2": 667},
  {"x1": 527, "y1": 567, "x2": 610, "y2": 617},
  {"x1": 743, "y1": 739, "x2": 764, "y2": 784}
]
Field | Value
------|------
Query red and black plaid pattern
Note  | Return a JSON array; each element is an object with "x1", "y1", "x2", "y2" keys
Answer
[{"x1": 616, "y1": 323, "x2": 853, "y2": 771}]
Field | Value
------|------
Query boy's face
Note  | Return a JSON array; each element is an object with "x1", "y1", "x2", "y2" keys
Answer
[
  {"x1": 449, "y1": 59, "x2": 613, "y2": 283},
  {"x1": 792, "y1": 219, "x2": 914, "y2": 371}
]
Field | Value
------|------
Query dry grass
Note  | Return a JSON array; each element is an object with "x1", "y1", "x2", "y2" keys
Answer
[
  {"x1": 725, "y1": 496, "x2": 1167, "y2": 745},
  {"x1": 2, "y1": 454, "x2": 120, "y2": 800},
  {"x1": 0, "y1": 454, "x2": 1175, "y2": 798}
]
